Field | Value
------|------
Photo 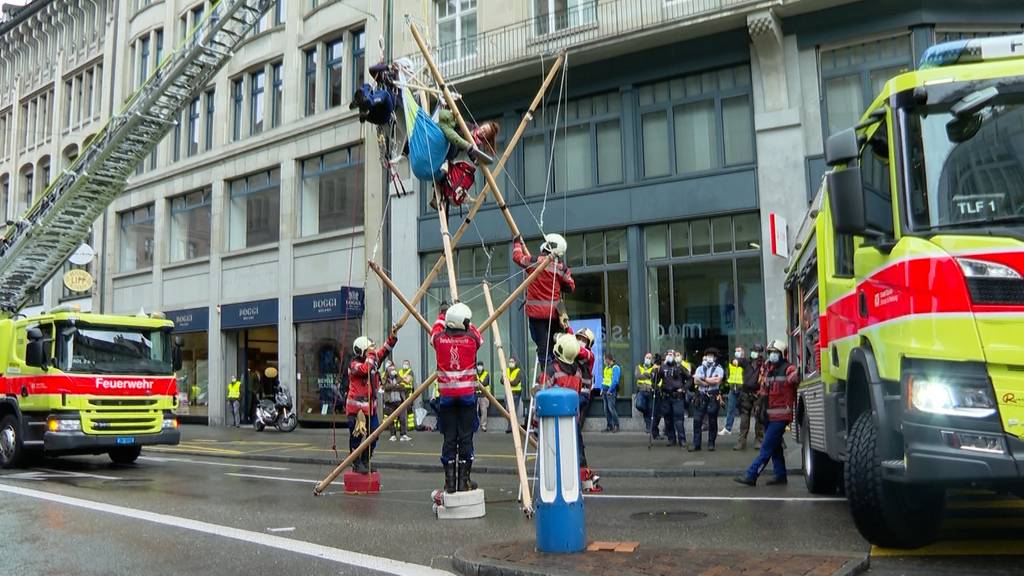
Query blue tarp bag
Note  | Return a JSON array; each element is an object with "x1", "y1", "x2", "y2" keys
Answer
[{"x1": 408, "y1": 108, "x2": 450, "y2": 181}]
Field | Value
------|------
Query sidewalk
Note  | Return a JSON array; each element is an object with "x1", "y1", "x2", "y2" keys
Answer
[
  {"x1": 149, "y1": 423, "x2": 801, "y2": 477},
  {"x1": 452, "y1": 541, "x2": 867, "y2": 576}
]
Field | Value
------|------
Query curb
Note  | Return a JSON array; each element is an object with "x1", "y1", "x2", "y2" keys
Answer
[
  {"x1": 833, "y1": 554, "x2": 870, "y2": 576},
  {"x1": 145, "y1": 447, "x2": 800, "y2": 478}
]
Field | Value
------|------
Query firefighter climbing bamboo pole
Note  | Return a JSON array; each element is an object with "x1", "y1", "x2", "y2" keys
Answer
[
  {"x1": 483, "y1": 282, "x2": 533, "y2": 517},
  {"x1": 435, "y1": 189, "x2": 460, "y2": 301},
  {"x1": 410, "y1": 23, "x2": 522, "y2": 239},
  {"x1": 313, "y1": 373, "x2": 438, "y2": 496},
  {"x1": 394, "y1": 54, "x2": 564, "y2": 331},
  {"x1": 368, "y1": 261, "x2": 430, "y2": 330}
]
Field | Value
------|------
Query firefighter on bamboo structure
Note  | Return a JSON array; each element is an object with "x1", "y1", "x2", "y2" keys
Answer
[
  {"x1": 347, "y1": 330, "x2": 397, "y2": 474},
  {"x1": 513, "y1": 233, "x2": 575, "y2": 371},
  {"x1": 432, "y1": 301, "x2": 484, "y2": 493}
]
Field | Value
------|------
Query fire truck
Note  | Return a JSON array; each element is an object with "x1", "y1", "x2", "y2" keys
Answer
[
  {"x1": 789, "y1": 34, "x2": 1024, "y2": 548},
  {"x1": 0, "y1": 1, "x2": 278, "y2": 468}
]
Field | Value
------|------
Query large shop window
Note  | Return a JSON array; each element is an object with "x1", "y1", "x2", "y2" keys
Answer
[
  {"x1": 296, "y1": 321, "x2": 349, "y2": 422},
  {"x1": 169, "y1": 189, "x2": 212, "y2": 262},
  {"x1": 639, "y1": 64, "x2": 754, "y2": 179},
  {"x1": 523, "y1": 91, "x2": 622, "y2": 196},
  {"x1": 300, "y1": 145, "x2": 364, "y2": 236},
  {"x1": 646, "y1": 214, "x2": 765, "y2": 361},
  {"x1": 179, "y1": 333, "x2": 210, "y2": 418},
  {"x1": 119, "y1": 204, "x2": 155, "y2": 272},
  {"x1": 228, "y1": 168, "x2": 280, "y2": 250},
  {"x1": 820, "y1": 35, "x2": 911, "y2": 136}
]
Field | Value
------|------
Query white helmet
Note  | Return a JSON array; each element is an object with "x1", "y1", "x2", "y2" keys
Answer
[
  {"x1": 541, "y1": 233, "x2": 567, "y2": 258},
  {"x1": 575, "y1": 328, "x2": 595, "y2": 349},
  {"x1": 553, "y1": 333, "x2": 580, "y2": 364},
  {"x1": 767, "y1": 339, "x2": 788, "y2": 355},
  {"x1": 444, "y1": 302, "x2": 472, "y2": 330},
  {"x1": 353, "y1": 336, "x2": 374, "y2": 357}
]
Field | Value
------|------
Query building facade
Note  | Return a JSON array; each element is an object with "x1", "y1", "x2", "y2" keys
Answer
[{"x1": 386, "y1": 0, "x2": 1024, "y2": 421}]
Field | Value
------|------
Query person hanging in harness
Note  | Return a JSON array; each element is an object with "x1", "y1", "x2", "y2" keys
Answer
[
  {"x1": 734, "y1": 344, "x2": 765, "y2": 450},
  {"x1": 347, "y1": 330, "x2": 398, "y2": 474},
  {"x1": 432, "y1": 302, "x2": 484, "y2": 493},
  {"x1": 512, "y1": 234, "x2": 575, "y2": 372},
  {"x1": 539, "y1": 333, "x2": 603, "y2": 493},
  {"x1": 505, "y1": 356, "x2": 524, "y2": 434},
  {"x1": 635, "y1": 353, "x2": 656, "y2": 434},
  {"x1": 654, "y1": 350, "x2": 690, "y2": 449},
  {"x1": 735, "y1": 340, "x2": 800, "y2": 486},
  {"x1": 692, "y1": 348, "x2": 724, "y2": 452},
  {"x1": 427, "y1": 107, "x2": 501, "y2": 211}
]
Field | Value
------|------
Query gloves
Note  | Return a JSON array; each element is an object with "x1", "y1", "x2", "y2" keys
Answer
[{"x1": 388, "y1": 324, "x2": 399, "y2": 340}]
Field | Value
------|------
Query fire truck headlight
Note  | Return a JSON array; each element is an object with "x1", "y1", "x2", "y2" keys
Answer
[
  {"x1": 162, "y1": 418, "x2": 179, "y2": 430},
  {"x1": 956, "y1": 257, "x2": 1022, "y2": 279},
  {"x1": 908, "y1": 375, "x2": 996, "y2": 418},
  {"x1": 47, "y1": 418, "x2": 82, "y2": 432}
]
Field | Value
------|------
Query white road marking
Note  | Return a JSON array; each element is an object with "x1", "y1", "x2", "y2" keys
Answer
[
  {"x1": 225, "y1": 472, "x2": 319, "y2": 484},
  {"x1": 139, "y1": 456, "x2": 288, "y2": 471},
  {"x1": 0, "y1": 482, "x2": 454, "y2": 576},
  {"x1": 267, "y1": 527, "x2": 296, "y2": 532},
  {"x1": 2, "y1": 469, "x2": 122, "y2": 481},
  {"x1": 585, "y1": 493, "x2": 846, "y2": 503}
]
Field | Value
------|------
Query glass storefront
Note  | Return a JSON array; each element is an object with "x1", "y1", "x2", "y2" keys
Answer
[{"x1": 179, "y1": 333, "x2": 210, "y2": 418}]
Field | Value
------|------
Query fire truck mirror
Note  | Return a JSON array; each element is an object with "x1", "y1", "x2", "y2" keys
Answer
[
  {"x1": 827, "y1": 167, "x2": 867, "y2": 236},
  {"x1": 25, "y1": 331, "x2": 50, "y2": 370},
  {"x1": 825, "y1": 127, "x2": 859, "y2": 167}
]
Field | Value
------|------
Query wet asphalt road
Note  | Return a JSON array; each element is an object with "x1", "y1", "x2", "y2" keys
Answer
[{"x1": 2, "y1": 452, "x2": 1022, "y2": 575}]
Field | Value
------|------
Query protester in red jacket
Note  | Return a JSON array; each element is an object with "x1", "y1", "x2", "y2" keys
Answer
[
  {"x1": 735, "y1": 340, "x2": 799, "y2": 487},
  {"x1": 346, "y1": 331, "x2": 397, "y2": 474},
  {"x1": 513, "y1": 234, "x2": 575, "y2": 368},
  {"x1": 431, "y1": 302, "x2": 483, "y2": 493}
]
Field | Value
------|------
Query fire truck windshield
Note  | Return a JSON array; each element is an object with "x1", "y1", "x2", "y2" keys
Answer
[
  {"x1": 902, "y1": 85, "x2": 1024, "y2": 232},
  {"x1": 57, "y1": 324, "x2": 173, "y2": 376}
]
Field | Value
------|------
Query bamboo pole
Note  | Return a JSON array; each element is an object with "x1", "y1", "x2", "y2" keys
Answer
[
  {"x1": 368, "y1": 261, "x2": 430, "y2": 330},
  {"x1": 410, "y1": 23, "x2": 522, "y2": 239},
  {"x1": 394, "y1": 54, "x2": 564, "y2": 331},
  {"x1": 435, "y1": 189, "x2": 459, "y2": 301},
  {"x1": 483, "y1": 283, "x2": 533, "y2": 517}
]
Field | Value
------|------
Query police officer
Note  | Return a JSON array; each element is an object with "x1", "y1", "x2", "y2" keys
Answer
[
  {"x1": 635, "y1": 353, "x2": 656, "y2": 434},
  {"x1": 654, "y1": 350, "x2": 690, "y2": 448},
  {"x1": 691, "y1": 348, "x2": 724, "y2": 452},
  {"x1": 505, "y1": 356, "x2": 524, "y2": 434},
  {"x1": 475, "y1": 362, "x2": 491, "y2": 433},
  {"x1": 227, "y1": 375, "x2": 241, "y2": 427},
  {"x1": 720, "y1": 346, "x2": 746, "y2": 435},
  {"x1": 398, "y1": 360, "x2": 417, "y2": 431}
]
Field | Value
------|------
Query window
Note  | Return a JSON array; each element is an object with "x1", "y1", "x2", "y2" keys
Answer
[
  {"x1": 300, "y1": 146, "x2": 364, "y2": 236},
  {"x1": 787, "y1": 254, "x2": 819, "y2": 378},
  {"x1": 155, "y1": 29, "x2": 164, "y2": 68},
  {"x1": 254, "y1": 9, "x2": 271, "y2": 34},
  {"x1": 534, "y1": 0, "x2": 596, "y2": 35},
  {"x1": 187, "y1": 96, "x2": 201, "y2": 156},
  {"x1": 21, "y1": 167, "x2": 33, "y2": 211},
  {"x1": 524, "y1": 92, "x2": 622, "y2": 195},
  {"x1": 228, "y1": 168, "x2": 281, "y2": 250},
  {"x1": 436, "y1": 0, "x2": 477, "y2": 62},
  {"x1": 250, "y1": 69, "x2": 265, "y2": 135},
  {"x1": 83, "y1": 68, "x2": 94, "y2": 120},
  {"x1": 639, "y1": 64, "x2": 754, "y2": 178},
  {"x1": 0, "y1": 174, "x2": 8, "y2": 218},
  {"x1": 204, "y1": 89, "x2": 215, "y2": 150},
  {"x1": 820, "y1": 35, "x2": 911, "y2": 136},
  {"x1": 834, "y1": 234, "x2": 854, "y2": 277},
  {"x1": 304, "y1": 48, "x2": 317, "y2": 116},
  {"x1": 139, "y1": 35, "x2": 150, "y2": 86},
  {"x1": 275, "y1": 0, "x2": 287, "y2": 25},
  {"x1": 119, "y1": 204, "x2": 156, "y2": 272},
  {"x1": 352, "y1": 29, "x2": 366, "y2": 90},
  {"x1": 325, "y1": 39, "x2": 344, "y2": 109},
  {"x1": 860, "y1": 119, "x2": 893, "y2": 235},
  {"x1": 271, "y1": 63, "x2": 283, "y2": 128},
  {"x1": 232, "y1": 78, "x2": 243, "y2": 140},
  {"x1": 169, "y1": 189, "x2": 212, "y2": 262},
  {"x1": 173, "y1": 110, "x2": 182, "y2": 163},
  {"x1": 63, "y1": 79, "x2": 73, "y2": 128}
]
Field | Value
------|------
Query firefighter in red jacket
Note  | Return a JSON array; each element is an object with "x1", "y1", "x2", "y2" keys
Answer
[
  {"x1": 539, "y1": 332, "x2": 603, "y2": 493},
  {"x1": 513, "y1": 234, "x2": 575, "y2": 369},
  {"x1": 432, "y1": 302, "x2": 484, "y2": 493},
  {"x1": 735, "y1": 339, "x2": 799, "y2": 487},
  {"x1": 571, "y1": 327, "x2": 596, "y2": 429},
  {"x1": 346, "y1": 330, "x2": 397, "y2": 474}
]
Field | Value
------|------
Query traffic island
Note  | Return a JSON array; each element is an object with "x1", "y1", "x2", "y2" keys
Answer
[{"x1": 452, "y1": 540, "x2": 868, "y2": 576}]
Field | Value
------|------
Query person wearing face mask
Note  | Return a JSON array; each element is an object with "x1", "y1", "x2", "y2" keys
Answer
[
  {"x1": 734, "y1": 344, "x2": 766, "y2": 450},
  {"x1": 654, "y1": 349, "x2": 690, "y2": 448},
  {"x1": 383, "y1": 364, "x2": 411, "y2": 442},
  {"x1": 476, "y1": 362, "x2": 491, "y2": 433},
  {"x1": 505, "y1": 356, "x2": 524, "y2": 434},
  {"x1": 691, "y1": 348, "x2": 724, "y2": 452},
  {"x1": 735, "y1": 340, "x2": 800, "y2": 486},
  {"x1": 635, "y1": 353, "x2": 656, "y2": 434},
  {"x1": 720, "y1": 347, "x2": 746, "y2": 436}
]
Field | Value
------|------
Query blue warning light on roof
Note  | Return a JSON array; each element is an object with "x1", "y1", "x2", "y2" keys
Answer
[{"x1": 920, "y1": 35, "x2": 1024, "y2": 69}]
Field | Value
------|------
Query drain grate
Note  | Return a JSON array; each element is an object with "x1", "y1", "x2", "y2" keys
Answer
[{"x1": 630, "y1": 510, "x2": 707, "y2": 522}]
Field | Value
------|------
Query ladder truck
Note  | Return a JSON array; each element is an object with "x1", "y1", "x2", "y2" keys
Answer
[{"x1": 0, "y1": 0, "x2": 278, "y2": 468}]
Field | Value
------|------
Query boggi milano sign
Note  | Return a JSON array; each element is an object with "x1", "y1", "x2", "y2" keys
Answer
[{"x1": 293, "y1": 287, "x2": 364, "y2": 322}]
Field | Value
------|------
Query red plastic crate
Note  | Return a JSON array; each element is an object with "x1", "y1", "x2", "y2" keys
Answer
[{"x1": 343, "y1": 471, "x2": 381, "y2": 493}]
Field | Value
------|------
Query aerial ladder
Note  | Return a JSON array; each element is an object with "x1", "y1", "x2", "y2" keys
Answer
[{"x1": 0, "y1": 0, "x2": 277, "y2": 314}]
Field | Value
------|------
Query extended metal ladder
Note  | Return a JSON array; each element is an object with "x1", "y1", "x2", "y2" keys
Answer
[
  {"x1": 0, "y1": 0, "x2": 277, "y2": 315},
  {"x1": 517, "y1": 358, "x2": 541, "y2": 505}
]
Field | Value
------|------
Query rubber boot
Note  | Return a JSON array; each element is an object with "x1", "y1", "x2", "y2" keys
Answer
[
  {"x1": 443, "y1": 461, "x2": 457, "y2": 494},
  {"x1": 457, "y1": 460, "x2": 478, "y2": 492},
  {"x1": 352, "y1": 454, "x2": 368, "y2": 474}
]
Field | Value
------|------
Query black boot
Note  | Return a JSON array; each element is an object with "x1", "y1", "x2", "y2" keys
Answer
[
  {"x1": 457, "y1": 460, "x2": 478, "y2": 492},
  {"x1": 352, "y1": 454, "x2": 368, "y2": 474},
  {"x1": 443, "y1": 461, "x2": 457, "y2": 494}
]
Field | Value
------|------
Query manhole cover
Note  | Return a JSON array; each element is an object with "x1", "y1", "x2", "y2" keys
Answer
[{"x1": 630, "y1": 510, "x2": 707, "y2": 522}]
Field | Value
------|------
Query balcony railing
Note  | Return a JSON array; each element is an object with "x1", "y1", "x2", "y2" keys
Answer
[{"x1": 409, "y1": 0, "x2": 765, "y2": 81}]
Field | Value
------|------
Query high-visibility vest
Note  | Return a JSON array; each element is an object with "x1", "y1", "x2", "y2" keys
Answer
[
  {"x1": 603, "y1": 365, "x2": 616, "y2": 388},
  {"x1": 506, "y1": 367, "x2": 521, "y2": 393},
  {"x1": 398, "y1": 368, "x2": 414, "y2": 392},
  {"x1": 681, "y1": 360, "x2": 692, "y2": 372},
  {"x1": 728, "y1": 363, "x2": 744, "y2": 386},
  {"x1": 636, "y1": 365, "x2": 654, "y2": 390},
  {"x1": 477, "y1": 370, "x2": 490, "y2": 393},
  {"x1": 227, "y1": 380, "x2": 241, "y2": 400}
]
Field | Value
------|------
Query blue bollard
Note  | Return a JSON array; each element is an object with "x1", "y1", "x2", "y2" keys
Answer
[{"x1": 535, "y1": 387, "x2": 586, "y2": 553}]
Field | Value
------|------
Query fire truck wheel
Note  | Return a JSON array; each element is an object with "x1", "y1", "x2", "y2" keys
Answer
[
  {"x1": 802, "y1": 412, "x2": 841, "y2": 494},
  {"x1": 108, "y1": 445, "x2": 142, "y2": 465},
  {"x1": 0, "y1": 414, "x2": 26, "y2": 469},
  {"x1": 845, "y1": 411, "x2": 944, "y2": 548}
]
